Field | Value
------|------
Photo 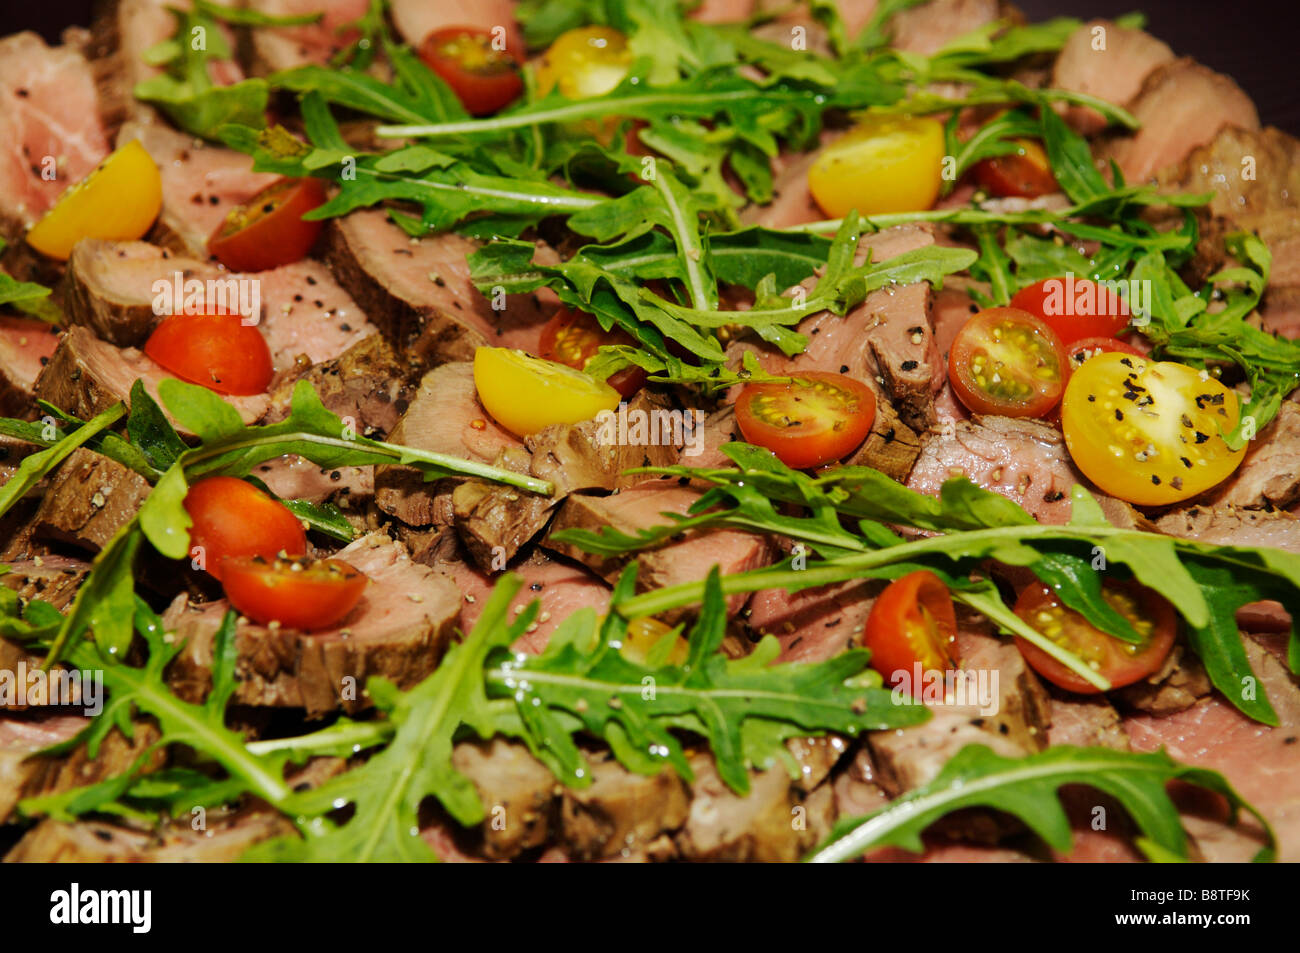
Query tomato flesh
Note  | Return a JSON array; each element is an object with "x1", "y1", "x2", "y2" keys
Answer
[
  {"x1": 948, "y1": 307, "x2": 1066, "y2": 418},
  {"x1": 1010, "y1": 276, "x2": 1131, "y2": 344},
  {"x1": 1065, "y1": 336, "x2": 1145, "y2": 373},
  {"x1": 1013, "y1": 581, "x2": 1176, "y2": 693},
  {"x1": 221, "y1": 556, "x2": 368, "y2": 631},
  {"x1": 808, "y1": 116, "x2": 945, "y2": 218},
  {"x1": 419, "y1": 26, "x2": 523, "y2": 116},
  {"x1": 538, "y1": 307, "x2": 646, "y2": 399},
  {"x1": 1060, "y1": 353, "x2": 1245, "y2": 506},
  {"x1": 473, "y1": 346, "x2": 621, "y2": 437},
  {"x1": 535, "y1": 26, "x2": 632, "y2": 100},
  {"x1": 735, "y1": 372, "x2": 876, "y2": 470},
  {"x1": 864, "y1": 570, "x2": 959, "y2": 694},
  {"x1": 208, "y1": 178, "x2": 326, "y2": 272},
  {"x1": 183, "y1": 477, "x2": 307, "y2": 580},
  {"x1": 144, "y1": 313, "x2": 273, "y2": 395},
  {"x1": 972, "y1": 139, "x2": 1058, "y2": 198}
]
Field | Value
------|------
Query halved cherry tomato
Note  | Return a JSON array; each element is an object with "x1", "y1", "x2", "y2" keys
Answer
[
  {"x1": 1065, "y1": 336, "x2": 1145, "y2": 373},
  {"x1": 538, "y1": 307, "x2": 646, "y2": 399},
  {"x1": 419, "y1": 26, "x2": 523, "y2": 116},
  {"x1": 26, "y1": 140, "x2": 162, "y2": 260},
  {"x1": 808, "y1": 116, "x2": 945, "y2": 218},
  {"x1": 622, "y1": 616, "x2": 689, "y2": 666},
  {"x1": 1010, "y1": 276, "x2": 1131, "y2": 344},
  {"x1": 144, "y1": 313, "x2": 273, "y2": 395},
  {"x1": 221, "y1": 556, "x2": 368, "y2": 631},
  {"x1": 535, "y1": 26, "x2": 632, "y2": 100},
  {"x1": 735, "y1": 372, "x2": 876, "y2": 469},
  {"x1": 864, "y1": 570, "x2": 959, "y2": 693},
  {"x1": 183, "y1": 477, "x2": 307, "y2": 581},
  {"x1": 1061, "y1": 352, "x2": 1245, "y2": 506},
  {"x1": 473, "y1": 346, "x2": 621, "y2": 437},
  {"x1": 207, "y1": 178, "x2": 326, "y2": 272},
  {"x1": 972, "y1": 139, "x2": 1058, "y2": 198},
  {"x1": 1013, "y1": 580, "x2": 1177, "y2": 693},
  {"x1": 948, "y1": 307, "x2": 1067, "y2": 418}
]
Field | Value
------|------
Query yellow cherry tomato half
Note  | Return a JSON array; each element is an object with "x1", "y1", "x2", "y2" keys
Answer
[
  {"x1": 1061, "y1": 353, "x2": 1246, "y2": 506},
  {"x1": 808, "y1": 116, "x2": 945, "y2": 219},
  {"x1": 534, "y1": 26, "x2": 632, "y2": 100},
  {"x1": 473, "y1": 346, "x2": 621, "y2": 437},
  {"x1": 621, "y1": 616, "x2": 689, "y2": 666},
  {"x1": 25, "y1": 140, "x2": 163, "y2": 260}
]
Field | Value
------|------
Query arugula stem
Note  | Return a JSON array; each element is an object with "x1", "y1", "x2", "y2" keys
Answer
[
  {"x1": 650, "y1": 173, "x2": 714, "y2": 311},
  {"x1": 180, "y1": 431, "x2": 555, "y2": 495}
]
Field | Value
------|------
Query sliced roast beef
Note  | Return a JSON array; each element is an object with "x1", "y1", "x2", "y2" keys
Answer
[
  {"x1": 528, "y1": 390, "x2": 682, "y2": 496},
  {"x1": 120, "y1": 116, "x2": 279, "y2": 257},
  {"x1": 374, "y1": 361, "x2": 519, "y2": 526},
  {"x1": 869, "y1": 707, "x2": 1028, "y2": 799},
  {"x1": 956, "y1": 619, "x2": 1052, "y2": 751},
  {"x1": 450, "y1": 738, "x2": 557, "y2": 860},
  {"x1": 1046, "y1": 692, "x2": 1130, "y2": 749},
  {"x1": 544, "y1": 479, "x2": 772, "y2": 614},
  {"x1": 738, "y1": 145, "x2": 826, "y2": 229},
  {"x1": 887, "y1": 0, "x2": 1000, "y2": 56},
  {"x1": 1104, "y1": 60, "x2": 1260, "y2": 183},
  {"x1": 1205, "y1": 401, "x2": 1300, "y2": 509},
  {"x1": 1050, "y1": 19, "x2": 1174, "y2": 136},
  {"x1": 0, "y1": 713, "x2": 161, "y2": 824},
  {"x1": 1114, "y1": 642, "x2": 1213, "y2": 717},
  {"x1": 256, "y1": 258, "x2": 379, "y2": 369},
  {"x1": 0, "y1": 556, "x2": 90, "y2": 611},
  {"x1": 0, "y1": 315, "x2": 59, "y2": 416},
  {"x1": 323, "y1": 209, "x2": 552, "y2": 364},
  {"x1": 435, "y1": 549, "x2": 612, "y2": 655},
  {"x1": 560, "y1": 756, "x2": 691, "y2": 860},
  {"x1": 33, "y1": 326, "x2": 270, "y2": 425},
  {"x1": 452, "y1": 446, "x2": 560, "y2": 569},
  {"x1": 746, "y1": 579, "x2": 882, "y2": 663},
  {"x1": 675, "y1": 754, "x2": 812, "y2": 862},
  {"x1": 245, "y1": 0, "x2": 368, "y2": 73},
  {"x1": 266, "y1": 332, "x2": 421, "y2": 439},
  {"x1": 252, "y1": 454, "x2": 373, "y2": 506},
  {"x1": 165, "y1": 533, "x2": 461, "y2": 715},
  {"x1": 1155, "y1": 504, "x2": 1300, "y2": 553},
  {"x1": 1125, "y1": 639, "x2": 1300, "y2": 861},
  {"x1": 906, "y1": 415, "x2": 1079, "y2": 523},
  {"x1": 31, "y1": 447, "x2": 150, "y2": 553},
  {"x1": 7, "y1": 809, "x2": 294, "y2": 862},
  {"x1": 0, "y1": 32, "x2": 110, "y2": 244}
]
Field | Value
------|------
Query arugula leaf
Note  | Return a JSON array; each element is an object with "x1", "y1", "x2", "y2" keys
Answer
[
  {"x1": 807, "y1": 744, "x2": 1275, "y2": 862},
  {"x1": 126, "y1": 381, "x2": 187, "y2": 472},
  {"x1": 489, "y1": 567, "x2": 925, "y2": 794},
  {"x1": 0, "y1": 241, "x2": 59, "y2": 321},
  {"x1": 280, "y1": 498, "x2": 356, "y2": 542}
]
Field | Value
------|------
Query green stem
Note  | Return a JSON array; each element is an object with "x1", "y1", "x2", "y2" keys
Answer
[{"x1": 650, "y1": 173, "x2": 714, "y2": 311}]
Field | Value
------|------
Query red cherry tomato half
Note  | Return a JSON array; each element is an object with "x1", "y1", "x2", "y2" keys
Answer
[
  {"x1": 144, "y1": 312, "x2": 273, "y2": 395},
  {"x1": 1010, "y1": 276, "x2": 1132, "y2": 345},
  {"x1": 735, "y1": 372, "x2": 877, "y2": 470},
  {"x1": 1065, "y1": 335, "x2": 1146, "y2": 373},
  {"x1": 208, "y1": 177, "x2": 327, "y2": 272},
  {"x1": 948, "y1": 307, "x2": 1067, "y2": 418},
  {"x1": 1012, "y1": 580, "x2": 1177, "y2": 694},
  {"x1": 864, "y1": 570, "x2": 959, "y2": 693},
  {"x1": 537, "y1": 306, "x2": 646, "y2": 399},
  {"x1": 972, "y1": 138, "x2": 1058, "y2": 198},
  {"x1": 418, "y1": 26, "x2": 523, "y2": 116},
  {"x1": 221, "y1": 556, "x2": 368, "y2": 631},
  {"x1": 183, "y1": 477, "x2": 307, "y2": 581}
]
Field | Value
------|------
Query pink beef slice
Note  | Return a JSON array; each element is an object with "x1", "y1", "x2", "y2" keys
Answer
[
  {"x1": 251, "y1": 454, "x2": 373, "y2": 507},
  {"x1": 906, "y1": 415, "x2": 1080, "y2": 524},
  {"x1": 1105, "y1": 60, "x2": 1260, "y2": 183},
  {"x1": 0, "y1": 315, "x2": 60, "y2": 416},
  {"x1": 374, "y1": 361, "x2": 521, "y2": 526},
  {"x1": 165, "y1": 533, "x2": 461, "y2": 715},
  {"x1": 323, "y1": 209, "x2": 553, "y2": 364},
  {"x1": 245, "y1": 0, "x2": 368, "y2": 73},
  {"x1": 1204, "y1": 401, "x2": 1300, "y2": 509},
  {"x1": 0, "y1": 33, "x2": 110, "y2": 240},
  {"x1": 388, "y1": 0, "x2": 524, "y2": 56},
  {"x1": 120, "y1": 116, "x2": 280, "y2": 257},
  {"x1": 1125, "y1": 640, "x2": 1300, "y2": 862},
  {"x1": 33, "y1": 325, "x2": 270, "y2": 428},
  {"x1": 739, "y1": 129, "x2": 840, "y2": 229},
  {"x1": 746, "y1": 579, "x2": 884, "y2": 664},
  {"x1": 887, "y1": 0, "x2": 1000, "y2": 56},
  {"x1": 434, "y1": 551, "x2": 612, "y2": 655},
  {"x1": 544, "y1": 479, "x2": 772, "y2": 615},
  {"x1": 1050, "y1": 19, "x2": 1174, "y2": 136}
]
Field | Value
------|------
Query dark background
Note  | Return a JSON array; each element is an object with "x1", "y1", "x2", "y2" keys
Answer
[{"x1": 6, "y1": 0, "x2": 1300, "y2": 133}]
